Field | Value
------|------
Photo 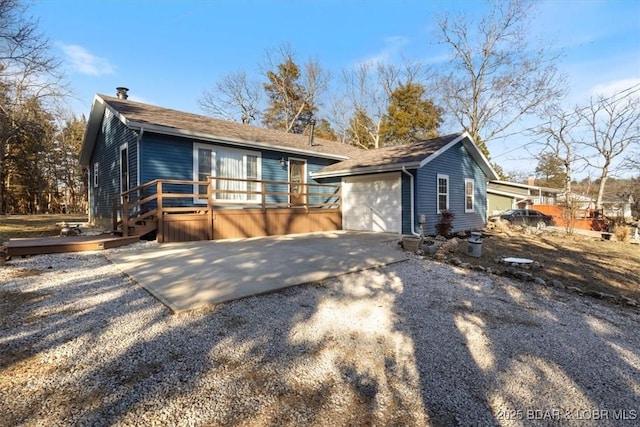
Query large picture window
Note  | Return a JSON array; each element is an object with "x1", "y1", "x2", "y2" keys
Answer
[
  {"x1": 194, "y1": 143, "x2": 261, "y2": 203},
  {"x1": 465, "y1": 178, "x2": 474, "y2": 213},
  {"x1": 437, "y1": 174, "x2": 449, "y2": 213}
]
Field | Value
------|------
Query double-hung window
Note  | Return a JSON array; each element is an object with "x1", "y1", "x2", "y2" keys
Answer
[
  {"x1": 465, "y1": 178, "x2": 474, "y2": 213},
  {"x1": 437, "y1": 174, "x2": 449, "y2": 213},
  {"x1": 194, "y1": 143, "x2": 261, "y2": 203}
]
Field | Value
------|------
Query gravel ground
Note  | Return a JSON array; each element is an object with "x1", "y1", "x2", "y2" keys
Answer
[{"x1": 1, "y1": 241, "x2": 639, "y2": 426}]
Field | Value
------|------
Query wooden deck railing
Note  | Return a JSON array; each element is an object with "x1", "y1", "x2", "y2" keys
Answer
[{"x1": 113, "y1": 177, "x2": 341, "y2": 239}]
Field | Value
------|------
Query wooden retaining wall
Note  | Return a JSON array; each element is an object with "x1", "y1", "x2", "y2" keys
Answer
[{"x1": 159, "y1": 209, "x2": 342, "y2": 243}]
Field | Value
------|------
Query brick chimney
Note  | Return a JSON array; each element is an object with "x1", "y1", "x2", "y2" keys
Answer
[
  {"x1": 527, "y1": 176, "x2": 536, "y2": 186},
  {"x1": 116, "y1": 87, "x2": 129, "y2": 100}
]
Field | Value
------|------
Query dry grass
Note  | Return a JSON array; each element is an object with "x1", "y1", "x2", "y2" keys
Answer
[
  {"x1": 613, "y1": 225, "x2": 630, "y2": 242},
  {"x1": 455, "y1": 227, "x2": 640, "y2": 301},
  {"x1": 0, "y1": 214, "x2": 88, "y2": 243}
]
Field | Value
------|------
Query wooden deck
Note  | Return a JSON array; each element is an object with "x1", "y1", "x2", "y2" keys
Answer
[
  {"x1": 116, "y1": 177, "x2": 343, "y2": 243},
  {"x1": 6, "y1": 235, "x2": 140, "y2": 257}
]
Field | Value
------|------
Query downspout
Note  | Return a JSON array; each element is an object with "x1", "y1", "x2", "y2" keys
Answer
[
  {"x1": 87, "y1": 166, "x2": 92, "y2": 224},
  {"x1": 401, "y1": 167, "x2": 420, "y2": 236},
  {"x1": 135, "y1": 127, "x2": 144, "y2": 214}
]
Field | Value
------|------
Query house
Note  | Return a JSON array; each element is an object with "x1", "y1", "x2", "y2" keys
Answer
[
  {"x1": 601, "y1": 194, "x2": 634, "y2": 221},
  {"x1": 312, "y1": 132, "x2": 499, "y2": 235},
  {"x1": 79, "y1": 89, "x2": 497, "y2": 241},
  {"x1": 79, "y1": 89, "x2": 363, "y2": 241},
  {"x1": 487, "y1": 180, "x2": 562, "y2": 215}
]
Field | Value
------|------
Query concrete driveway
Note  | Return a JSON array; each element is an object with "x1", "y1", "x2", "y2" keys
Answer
[{"x1": 107, "y1": 231, "x2": 407, "y2": 313}]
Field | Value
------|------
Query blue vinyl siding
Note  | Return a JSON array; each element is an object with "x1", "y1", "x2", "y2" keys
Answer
[
  {"x1": 90, "y1": 117, "x2": 343, "y2": 225},
  {"x1": 138, "y1": 134, "x2": 340, "y2": 207},
  {"x1": 416, "y1": 141, "x2": 487, "y2": 234},
  {"x1": 262, "y1": 152, "x2": 336, "y2": 205},
  {"x1": 401, "y1": 171, "x2": 415, "y2": 235},
  {"x1": 89, "y1": 109, "x2": 138, "y2": 222}
]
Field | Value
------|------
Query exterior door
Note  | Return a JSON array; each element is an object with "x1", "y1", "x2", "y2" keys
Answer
[{"x1": 289, "y1": 159, "x2": 306, "y2": 206}]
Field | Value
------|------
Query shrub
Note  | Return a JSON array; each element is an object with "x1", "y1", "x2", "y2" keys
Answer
[
  {"x1": 436, "y1": 209, "x2": 455, "y2": 237},
  {"x1": 613, "y1": 225, "x2": 629, "y2": 242}
]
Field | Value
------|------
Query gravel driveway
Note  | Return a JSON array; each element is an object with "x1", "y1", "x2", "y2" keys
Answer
[{"x1": 1, "y1": 241, "x2": 639, "y2": 426}]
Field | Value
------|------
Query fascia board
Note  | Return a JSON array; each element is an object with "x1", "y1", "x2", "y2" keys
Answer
[{"x1": 310, "y1": 162, "x2": 420, "y2": 179}]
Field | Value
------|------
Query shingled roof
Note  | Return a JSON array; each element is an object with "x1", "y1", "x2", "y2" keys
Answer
[
  {"x1": 312, "y1": 132, "x2": 499, "y2": 180},
  {"x1": 80, "y1": 94, "x2": 363, "y2": 165}
]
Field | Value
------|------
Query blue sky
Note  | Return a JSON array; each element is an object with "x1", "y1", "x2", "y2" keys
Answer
[{"x1": 31, "y1": 0, "x2": 640, "y2": 176}]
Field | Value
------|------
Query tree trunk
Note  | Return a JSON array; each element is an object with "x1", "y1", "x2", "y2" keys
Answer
[{"x1": 595, "y1": 167, "x2": 609, "y2": 209}]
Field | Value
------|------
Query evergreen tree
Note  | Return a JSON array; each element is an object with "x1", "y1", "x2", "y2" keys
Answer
[
  {"x1": 309, "y1": 118, "x2": 338, "y2": 141},
  {"x1": 4, "y1": 97, "x2": 55, "y2": 213},
  {"x1": 535, "y1": 153, "x2": 567, "y2": 188},
  {"x1": 379, "y1": 82, "x2": 443, "y2": 145},
  {"x1": 261, "y1": 45, "x2": 327, "y2": 134}
]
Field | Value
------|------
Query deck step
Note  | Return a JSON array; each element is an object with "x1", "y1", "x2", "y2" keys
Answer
[{"x1": 6, "y1": 235, "x2": 140, "y2": 257}]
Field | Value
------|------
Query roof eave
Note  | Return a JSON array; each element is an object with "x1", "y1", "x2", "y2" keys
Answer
[
  {"x1": 419, "y1": 132, "x2": 500, "y2": 180},
  {"x1": 78, "y1": 95, "x2": 107, "y2": 165},
  {"x1": 487, "y1": 188, "x2": 532, "y2": 198},
  {"x1": 489, "y1": 180, "x2": 563, "y2": 193},
  {"x1": 310, "y1": 162, "x2": 420, "y2": 179},
  {"x1": 124, "y1": 120, "x2": 350, "y2": 161}
]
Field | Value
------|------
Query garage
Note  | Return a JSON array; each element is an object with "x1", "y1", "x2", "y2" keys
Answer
[{"x1": 342, "y1": 172, "x2": 402, "y2": 233}]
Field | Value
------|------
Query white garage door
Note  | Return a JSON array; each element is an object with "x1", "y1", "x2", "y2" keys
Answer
[{"x1": 342, "y1": 172, "x2": 402, "y2": 233}]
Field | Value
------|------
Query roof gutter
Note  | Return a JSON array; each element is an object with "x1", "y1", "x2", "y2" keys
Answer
[
  {"x1": 311, "y1": 161, "x2": 421, "y2": 179},
  {"x1": 402, "y1": 167, "x2": 420, "y2": 237}
]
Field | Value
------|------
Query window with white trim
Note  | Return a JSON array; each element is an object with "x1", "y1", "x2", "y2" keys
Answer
[
  {"x1": 465, "y1": 178, "x2": 474, "y2": 213},
  {"x1": 193, "y1": 143, "x2": 261, "y2": 203},
  {"x1": 93, "y1": 162, "x2": 99, "y2": 187},
  {"x1": 437, "y1": 174, "x2": 449, "y2": 212}
]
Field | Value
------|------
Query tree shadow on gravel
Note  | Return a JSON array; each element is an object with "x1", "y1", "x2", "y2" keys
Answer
[
  {"x1": 390, "y1": 256, "x2": 640, "y2": 426},
  {"x1": 2, "y1": 245, "x2": 640, "y2": 426}
]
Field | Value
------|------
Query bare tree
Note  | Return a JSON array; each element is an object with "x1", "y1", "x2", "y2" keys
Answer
[
  {"x1": 198, "y1": 71, "x2": 261, "y2": 124},
  {"x1": 340, "y1": 63, "x2": 387, "y2": 149},
  {"x1": 577, "y1": 94, "x2": 640, "y2": 208},
  {"x1": 0, "y1": 0, "x2": 68, "y2": 213},
  {"x1": 434, "y1": 0, "x2": 564, "y2": 158},
  {"x1": 535, "y1": 105, "x2": 584, "y2": 193},
  {"x1": 338, "y1": 61, "x2": 424, "y2": 149}
]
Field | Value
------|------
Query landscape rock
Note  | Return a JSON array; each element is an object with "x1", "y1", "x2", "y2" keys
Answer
[
  {"x1": 433, "y1": 251, "x2": 447, "y2": 262},
  {"x1": 514, "y1": 271, "x2": 533, "y2": 281},
  {"x1": 440, "y1": 238, "x2": 460, "y2": 252},
  {"x1": 424, "y1": 244, "x2": 439, "y2": 256},
  {"x1": 585, "y1": 290, "x2": 617, "y2": 301},
  {"x1": 533, "y1": 277, "x2": 546, "y2": 286}
]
